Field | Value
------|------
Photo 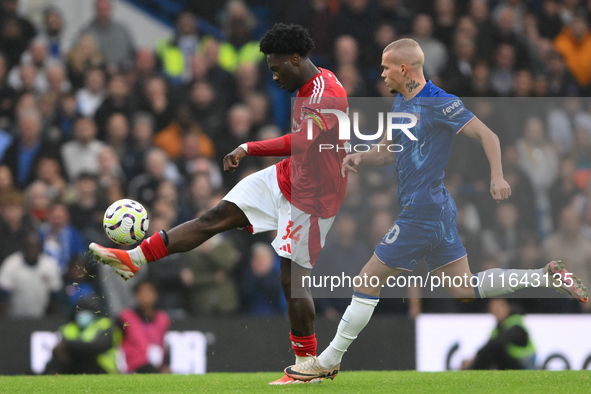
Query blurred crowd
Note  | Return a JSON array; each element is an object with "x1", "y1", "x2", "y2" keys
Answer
[{"x1": 0, "y1": 0, "x2": 591, "y2": 323}]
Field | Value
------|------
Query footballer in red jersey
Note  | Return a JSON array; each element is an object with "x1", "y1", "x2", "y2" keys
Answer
[{"x1": 89, "y1": 23, "x2": 348, "y2": 385}]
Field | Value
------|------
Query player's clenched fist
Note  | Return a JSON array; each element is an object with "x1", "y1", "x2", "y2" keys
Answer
[
  {"x1": 223, "y1": 146, "x2": 247, "y2": 172},
  {"x1": 490, "y1": 177, "x2": 511, "y2": 203},
  {"x1": 341, "y1": 153, "x2": 362, "y2": 177}
]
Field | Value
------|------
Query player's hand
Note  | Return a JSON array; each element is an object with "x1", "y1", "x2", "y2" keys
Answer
[
  {"x1": 342, "y1": 153, "x2": 362, "y2": 177},
  {"x1": 490, "y1": 176, "x2": 511, "y2": 203},
  {"x1": 223, "y1": 146, "x2": 247, "y2": 173}
]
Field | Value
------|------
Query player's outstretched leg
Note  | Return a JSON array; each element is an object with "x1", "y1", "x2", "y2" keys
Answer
[
  {"x1": 269, "y1": 258, "x2": 320, "y2": 385},
  {"x1": 90, "y1": 201, "x2": 250, "y2": 280},
  {"x1": 438, "y1": 257, "x2": 588, "y2": 303}
]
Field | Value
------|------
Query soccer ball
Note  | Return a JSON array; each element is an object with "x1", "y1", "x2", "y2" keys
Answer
[{"x1": 103, "y1": 199, "x2": 149, "y2": 245}]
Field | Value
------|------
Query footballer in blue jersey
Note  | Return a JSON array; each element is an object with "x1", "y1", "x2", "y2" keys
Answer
[
  {"x1": 285, "y1": 38, "x2": 588, "y2": 382},
  {"x1": 373, "y1": 81, "x2": 476, "y2": 271}
]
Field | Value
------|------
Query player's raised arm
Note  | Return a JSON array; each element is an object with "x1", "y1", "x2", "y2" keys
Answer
[
  {"x1": 341, "y1": 133, "x2": 396, "y2": 177},
  {"x1": 460, "y1": 117, "x2": 511, "y2": 203}
]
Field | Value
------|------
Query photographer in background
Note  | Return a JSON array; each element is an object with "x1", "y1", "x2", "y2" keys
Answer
[
  {"x1": 44, "y1": 298, "x2": 121, "y2": 374},
  {"x1": 464, "y1": 298, "x2": 536, "y2": 370}
]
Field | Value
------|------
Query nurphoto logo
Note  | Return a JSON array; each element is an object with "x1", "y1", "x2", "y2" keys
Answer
[{"x1": 305, "y1": 108, "x2": 418, "y2": 152}]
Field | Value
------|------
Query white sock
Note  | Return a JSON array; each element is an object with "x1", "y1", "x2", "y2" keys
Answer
[
  {"x1": 476, "y1": 268, "x2": 546, "y2": 298},
  {"x1": 296, "y1": 355, "x2": 312, "y2": 364},
  {"x1": 127, "y1": 247, "x2": 147, "y2": 267},
  {"x1": 318, "y1": 294, "x2": 379, "y2": 369}
]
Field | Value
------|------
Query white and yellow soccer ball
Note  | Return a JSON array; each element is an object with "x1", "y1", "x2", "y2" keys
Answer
[{"x1": 103, "y1": 199, "x2": 149, "y2": 245}]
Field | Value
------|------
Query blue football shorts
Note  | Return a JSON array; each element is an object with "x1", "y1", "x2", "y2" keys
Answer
[{"x1": 374, "y1": 204, "x2": 467, "y2": 272}]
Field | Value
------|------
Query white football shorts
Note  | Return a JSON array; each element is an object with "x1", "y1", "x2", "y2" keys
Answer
[{"x1": 223, "y1": 165, "x2": 334, "y2": 269}]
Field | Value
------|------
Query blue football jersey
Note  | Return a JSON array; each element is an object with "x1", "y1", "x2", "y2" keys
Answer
[{"x1": 390, "y1": 81, "x2": 475, "y2": 220}]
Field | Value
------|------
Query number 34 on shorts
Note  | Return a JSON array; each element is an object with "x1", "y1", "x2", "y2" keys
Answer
[{"x1": 282, "y1": 220, "x2": 302, "y2": 243}]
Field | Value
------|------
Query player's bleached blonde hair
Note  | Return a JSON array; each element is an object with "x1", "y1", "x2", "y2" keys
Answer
[{"x1": 383, "y1": 38, "x2": 425, "y2": 69}]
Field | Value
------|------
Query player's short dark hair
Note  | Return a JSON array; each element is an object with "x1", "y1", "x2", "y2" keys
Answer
[{"x1": 259, "y1": 23, "x2": 315, "y2": 57}]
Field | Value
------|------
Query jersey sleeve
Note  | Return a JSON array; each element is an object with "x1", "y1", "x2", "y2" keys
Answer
[
  {"x1": 433, "y1": 95, "x2": 475, "y2": 134},
  {"x1": 246, "y1": 134, "x2": 291, "y2": 156}
]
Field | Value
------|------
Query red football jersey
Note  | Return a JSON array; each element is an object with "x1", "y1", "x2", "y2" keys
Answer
[{"x1": 276, "y1": 68, "x2": 349, "y2": 218}]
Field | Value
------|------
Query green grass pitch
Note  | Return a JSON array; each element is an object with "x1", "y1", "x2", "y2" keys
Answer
[{"x1": 1, "y1": 371, "x2": 589, "y2": 393}]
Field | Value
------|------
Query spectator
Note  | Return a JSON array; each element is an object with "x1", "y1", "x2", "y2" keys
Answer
[
  {"x1": 516, "y1": 116, "x2": 559, "y2": 235},
  {"x1": 240, "y1": 242, "x2": 285, "y2": 315},
  {"x1": 2, "y1": 109, "x2": 59, "y2": 188},
  {"x1": 154, "y1": 104, "x2": 214, "y2": 160},
  {"x1": 546, "y1": 49, "x2": 580, "y2": 96},
  {"x1": 175, "y1": 131, "x2": 219, "y2": 182},
  {"x1": 186, "y1": 203, "x2": 240, "y2": 315},
  {"x1": 313, "y1": 214, "x2": 372, "y2": 317},
  {"x1": 76, "y1": 67, "x2": 106, "y2": 117},
  {"x1": 553, "y1": 15, "x2": 591, "y2": 90},
  {"x1": 0, "y1": 189, "x2": 34, "y2": 263},
  {"x1": 119, "y1": 280, "x2": 170, "y2": 373},
  {"x1": 61, "y1": 255, "x2": 99, "y2": 315},
  {"x1": 470, "y1": 62, "x2": 493, "y2": 96},
  {"x1": 412, "y1": 14, "x2": 447, "y2": 80},
  {"x1": 65, "y1": 34, "x2": 106, "y2": 90},
  {"x1": 332, "y1": 0, "x2": 378, "y2": 59},
  {"x1": 376, "y1": 0, "x2": 413, "y2": 36},
  {"x1": 432, "y1": 0, "x2": 457, "y2": 48},
  {"x1": 140, "y1": 76, "x2": 175, "y2": 133},
  {"x1": 44, "y1": 298, "x2": 120, "y2": 374},
  {"x1": 104, "y1": 112, "x2": 129, "y2": 162},
  {"x1": 128, "y1": 148, "x2": 178, "y2": 210},
  {"x1": 0, "y1": 0, "x2": 36, "y2": 69},
  {"x1": 37, "y1": 6, "x2": 67, "y2": 60},
  {"x1": 332, "y1": 35, "x2": 359, "y2": 70},
  {"x1": 129, "y1": 48, "x2": 157, "y2": 103},
  {"x1": 179, "y1": 167, "x2": 214, "y2": 222},
  {"x1": 97, "y1": 145, "x2": 126, "y2": 195},
  {"x1": 546, "y1": 97, "x2": 591, "y2": 157},
  {"x1": 157, "y1": 10, "x2": 199, "y2": 83},
  {"x1": 24, "y1": 180, "x2": 51, "y2": 226},
  {"x1": 490, "y1": 43, "x2": 517, "y2": 96},
  {"x1": 94, "y1": 73, "x2": 133, "y2": 138},
  {"x1": 216, "y1": 0, "x2": 264, "y2": 73},
  {"x1": 571, "y1": 124, "x2": 591, "y2": 170},
  {"x1": 0, "y1": 53, "x2": 17, "y2": 129},
  {"x1": 440, "y1": 32, "x2": 476, "y2": 95},
  {"x1": 512, "y1": 69, "x2": 533, "y2": 97},
  {"x1": 81, "y1": 0, "x2": 135, "y2": 71},
  {"x1": 542, "y1": 206, "x2": 591, "y2": 302},
  {"x1": 214, "y1": 103, "x2": 253, "y2": 167},
  {"x1": 122, "y1": 112, "x2": 154, "y2": 179},
  {"x1": 68, "y1": 173, "x2": 105, "y2": 238},
  {"x1": 145, "y1": 215, "x2": 192, "y2": 319},
  {"x1": 52, "y1": 93, "x2": 79, "y2": 142},
  {"x1": 0, "y1": 231, "x2": 61, "y2": 317},
  {"x1": 38, "y1": 203, "x2": 86, "y2": 274},
  {"x1": 482, "y1": 202, "x2": 521, "y2": 268},
  {"x1": 35, "y1": 156, "x2": 68, "y2": 201},
  {"x1": 61, "y1": 117, "x2": 104, "y2": 182},
  {"x1": 549, "y1": 157, "x2": 580, "y2": 230},
  {"x1": 188, "y1": 45, "x2": 234, "y2": 107},
  {"x1": 45, "y1": 62, "x2": 70, "y2": 99},
  {"x1": 0, "y1": 164, "x2": 13, "y2": 193},
  {"x1": 12, "y1": 63, "x2": 40, "y2": 96},
  {"x1": 7, "y1": 37, "x2": 50, "y2": 92},
  {"x1": 187, "y1": 80, "x2": 224, "y2": 139},
  {"x1": 336, "y1": 63, "x2": 368, "y2": 97},
  {"x1": 538, "y1": 0, "x2": 563, "y2": 40}
]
